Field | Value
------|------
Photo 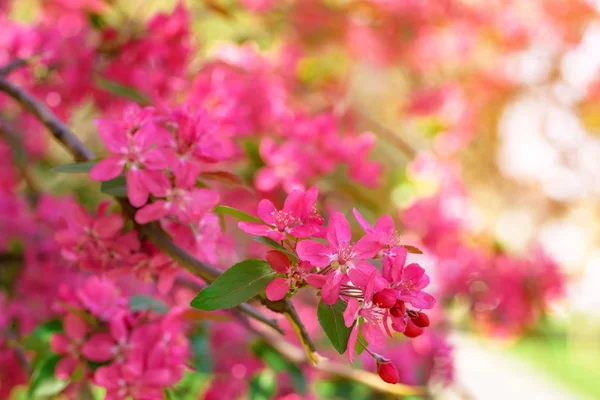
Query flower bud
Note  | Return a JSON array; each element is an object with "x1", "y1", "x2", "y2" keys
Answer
[
  {"x1": 403, "y1": 319, "x2": 424, "y2": 338},
  {"x1": 389, "y1": 300, "x2": 406, "y2": 317},
  {"x1": 377, "y1": 361, "x2": 399, "y2": 384},
  {"x1": 373, "y1": 289, "x2": 396, "y2": 308},
  {"x1": 412, "y1": 311, "x2": 430, "y2": 328}
]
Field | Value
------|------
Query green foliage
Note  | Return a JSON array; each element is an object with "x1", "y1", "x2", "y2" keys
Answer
[
  {"x1": 27, "y1": 354, "x2": 68, "y2": 399},
  {"x1": 213, "y1": 205, "x2": 262, "y2": 223},
  {"x1": 317, "y1": 300, "x2": 353, "y2": 354},
  {"x1": 95, "y1": 76, "x2": 150, "y2": 105},
  {"x1": 190, "y1": 259, "x2": 276, "y2": 311},
  {"x1": 53, "y1": 161, "x2": 98, "y2": 173},
  {"x1": 129, "y1": 295, "x2": 169, "y2": 314},
  {"x1": 249, "y1": 369, "x2": 277, "y2": 400},
  {"x1": 252, "y1": 236, "x2": 298, "y2": 260},
  {"x1": 252, "y1": 341, "x2": 306, "y2": 395},
  {"x1": 100, "y1": 175, "x2": 127, "y2": 197}
]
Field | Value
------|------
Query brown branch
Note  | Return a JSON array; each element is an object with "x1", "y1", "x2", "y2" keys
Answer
[
  {"x1": 0, "y1": 75, "x2": 311, "y2": 346},
  {"x1": 246, "y1": 322, "x2": 424, "y2": 397},
  {"x1": 0, "y1": 59, "x2": 28, "y2": 77},
  {"x1": 4, "y1": 330, "x2": 32, "y2": 375}
]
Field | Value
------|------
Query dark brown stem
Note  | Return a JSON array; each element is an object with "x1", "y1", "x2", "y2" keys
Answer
[{"x1": 0, "y1": 59, "x2": 28, "y2": 77}]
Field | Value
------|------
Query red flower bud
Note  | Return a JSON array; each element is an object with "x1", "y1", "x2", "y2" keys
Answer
[
  {"x1": 373, "y1": 289, "x2": 396, "y2": 308},
  {"x1": 412, "y1": 311, "x2": 430, "y2": 328},
  {"x1": 389, "y1": 300, "x2": 406, "y2": 318},
  {"x1": 377, "y1": 361, "x2": 399, "y2": 384},
  {"x1": 403, "y1": 319, "x2": 424, "y2": 338}
]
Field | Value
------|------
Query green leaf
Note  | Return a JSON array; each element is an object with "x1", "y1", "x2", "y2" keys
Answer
[
  {"x1": 190, "y1": 259, "x2": 276, "y2": 311},
  {"x1": 129, "y1": 295, "x2": 169, "y2": 314},
  {"x1": 252, "y1": 237, "x2": 298, "y2": 260},
  {"x1": 252, "y1": 341, "x2": 306, "y2": 395},
  {"x1": 317, "y1": 300, "x2": 353, "y2": 354},
  {"x1": 95, "y1": 76, "x2": 150, "y2": 105},
  {"x1": 198, "y1": 171, "x2": 251, "y2": 189},
  {"x1": 190, "y1": 325, "x2": 212, "y2": 374},
  {"x1": 100, "y1": 175, "x2": 127, "y2": 197},
  {"x1": 53, "y1": 161, "x2": 98, "y2": 173},
  {"x1": 23, "y1": 319, "x2": 63, "y2": 351},
  {"x1": 163, "y1": 388, "x2": 179, "y2": 400},
  {"x1": 249, "y1": 369, "x2": 276, "y2": 400},
  {"x1": 213, "y1": 205, "x2": 262, "y2": 223},
  {"x1": 27, "y1": 354, "x2": 68, "y2": 399}
]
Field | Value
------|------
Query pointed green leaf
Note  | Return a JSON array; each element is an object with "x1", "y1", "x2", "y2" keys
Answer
[
  {"x1": 27, "y1": 354, "x2": 68, "y2": 399},
  {"x1": 53, "y1": 161, "x2": 98, "y2": 173},
  {"x1": 190, "y1": 259, "x2": 276, "y2": 311},
  {"x1": 100, "y1": 175, "x2": 127, "y2": 197},
  {"x1": 252, "y1": 236, "x2": 298, "y2": 260},
  {"x1": 213, "y1": 205, "x2": 262, "y2": 223},
  {"x1": 95, "y1": 76, "x2": 150, "y2": 105},
  {"x1": 249, "y1": 369, "x2": 277, "y2": 400},
  {"x1": 129, "y1": 295, "x2": 169, "y2": 314},
  {"x1": 317, "y1": 300, "x2": 352, "y2": 354}
]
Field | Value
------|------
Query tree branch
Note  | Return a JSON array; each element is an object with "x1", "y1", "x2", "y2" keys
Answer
[{"x1": 0, "y1": 59, "x2": 28, "y2": 77}]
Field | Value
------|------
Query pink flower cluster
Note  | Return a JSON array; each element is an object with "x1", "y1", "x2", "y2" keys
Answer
[
  {"x1": 241, "y1": 187, "x2": 436, "y2": 382},
  {"x1": 51, "y1": 277, "x2": 189, "y2": 399}
]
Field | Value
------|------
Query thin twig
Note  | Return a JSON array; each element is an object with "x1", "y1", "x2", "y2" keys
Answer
[
  {"x1": 0, "y1": 59, "x2": 28, "y2": 77},
  {"x1": 4, "y1": 330, "x2": 32, "y2": 375}
]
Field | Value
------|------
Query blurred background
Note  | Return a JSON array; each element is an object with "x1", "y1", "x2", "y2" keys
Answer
[{"x1": 3, "y1": 0, "x2": 600, "y2": 399}]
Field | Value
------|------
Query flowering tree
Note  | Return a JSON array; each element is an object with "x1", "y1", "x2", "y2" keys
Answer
[{"x1": 0, "y1": 0, "x2": 593, "y2": 398}]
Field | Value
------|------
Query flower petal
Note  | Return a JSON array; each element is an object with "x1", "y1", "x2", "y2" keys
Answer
[
  {"x1": 265, "y1": 251, "x2": 290, "y2": 273},
  {"x1": 89, "y1": 157, "x2": 124, "y2": 181},
  {"x1": 265, "y1": 278, "x2": 290, "y2": 301},
  {"x1": 296, "y1": 240, "x2": 331, "y2": 267},
  {"x1": 82, "y1": 333, "x2": 115, "y2": 362}
]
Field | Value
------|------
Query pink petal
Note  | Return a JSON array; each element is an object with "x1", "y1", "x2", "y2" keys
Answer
[
  {"x1": 257, "y1": 199, "x2": 277, "y2": 225},
  {"x1": 95, "y1": 119, "x2": 127, "y2": 153},
  {"x1": 89, "y1": 157, "x2": 124, "y2": 181},
  {"x1": 404, "y1": 291, "x2": 436, "y2": 309},
  {"x1": 362, "y1": 322, "x2": 385, "y2": 349},
  {"x1": 157, "y1": 268, "x2": 178, "y2": 295},
  {"x1": 343, "y1": 298, "x2": 359, "y2": 327},
  {"x1": 301, "y1": 186, "x2": 319, "y2": 220},
  {"x1": 353, "y1": 232, "x2": 385, "y2": 259},
  {"x1": 265, "y1": 277, "x2": 290, "y2": 301},
  {"x1": 94, "y1": 365, "x2": 121, "y2": 389},
  {"x1": 81, "y1": 333, "x2": 115, "y2": 362},
  {"x1": 391, "y1": 247, "x2": 408, "y2": 282},
  {"x1": 173, "y1": 159, "x2": 201, "y2": 189},
  {"x1": 288, "y1": 223, "x2": 320, "y2": 238},
  {"x1": 93, "y1": 214, "x2": 124, "y2": 239},
  {"x1": 64, "y1": 312, "x2": 88, "y2": 340},
  {"x1": 374, "y1": 214, "x2": 395, "y2": 234},
  {"x1": 304, "y1": 273, "x2": 327, "y2": 288},
  {"x1": 127, "y1": 168, "x2": 149, "y2": 207},
  {"x1": 265, "y1": 251, "x2": 290, "y2": 273},
  {"x1": 347, "y1": 323, "x2": 359, "y2": 365},
  {"x1": 141, "y1": 148, "x2": 170, "y2": 170},
  {"x1": 135, "y1": 201, "x2": 170, "y2": 224},
  {"x1": 352, "y1": 208, "x2": 373, "y2": 233},
  {"x1": 403, "y1": 263, "x2": 426, "y2": 285},
  {"x1": 296, "y1": 240, "x2": 331, "y2": 267},
  {"x1": 238, "y1": 221, "x2": 273, "y2": 237},
  {"x1": 326, "y1": 213, "x2": 352, "y2": 250},
  {"x1": 254, "y1": 167, "x2": 280, "y2": 192},
  {"x1": 139, "y1": 170, "x2": 170, "y2": 198},
  {"x1": 50, "y1": 334, "x2": 70, "y2": 354},
  {"x1": 347, "y1": 261, "x2": 378, "y2": 288},
  {"x1": 142, "y1": 368, "x2": 173, "y2": 386},
  {"x1": 55, "y1": 356, "x2": 78, "y2": 380},
  {"x1": 322, "y1": 270, "x2": 343, "y2": 305},
  {"x1": 282, "y1": 189, "x2": 303, "y2": 217}
]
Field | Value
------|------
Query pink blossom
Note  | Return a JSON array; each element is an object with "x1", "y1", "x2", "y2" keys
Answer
[
  {"x1": 89, "y1": 104, "x2": 172, "y2": 207},
  {"x1": 238, "y1": 187, "x2": 325, "y2": 242},
  {"x1": 297, "y1": 212, "x2": 383, "y2": 304},
  {"x1": 264, "y1": 250, "x2": 313, "y2": 301}
]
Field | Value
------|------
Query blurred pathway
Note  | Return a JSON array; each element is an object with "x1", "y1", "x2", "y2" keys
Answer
[{"x1": 444, "y1": 334, "x2": 592, "y2": 400}]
